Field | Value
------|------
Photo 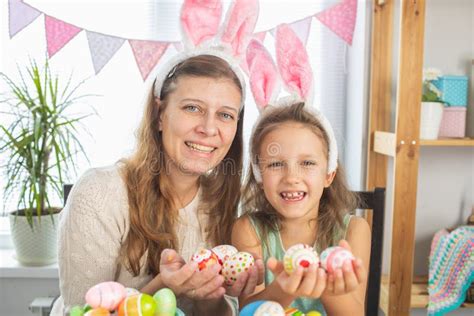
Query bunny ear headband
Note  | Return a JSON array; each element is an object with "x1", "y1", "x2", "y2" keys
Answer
[
  {"x1": 247, "y1": 24, "x2": 338, "y2": 182},
  {"x1": 153, "y1": 0, "x2": 259, "y2": 109}
]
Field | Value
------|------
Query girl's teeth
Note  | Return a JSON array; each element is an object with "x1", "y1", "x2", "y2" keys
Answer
[{"x1": 281, "y1": 192, "x2": 305, "y2": 200}]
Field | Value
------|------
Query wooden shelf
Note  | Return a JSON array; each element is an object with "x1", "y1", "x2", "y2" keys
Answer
[
  {"x1": 420, "y1": 138, "x2": 474, "y2": 146},
  {"x1": 380, "y1": 275, "x2": 474, "y2": 313}
]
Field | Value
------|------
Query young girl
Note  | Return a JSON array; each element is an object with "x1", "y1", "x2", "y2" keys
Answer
[{"x1": 232, "y1": 26, "x2": 370, "y2": 315}]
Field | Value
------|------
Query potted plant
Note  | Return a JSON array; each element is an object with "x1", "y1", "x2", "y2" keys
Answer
[
  {"x1": 0, "y1": 60, "x2": 94, "y2": 265},
  {"x1": 420, "y1": 68, "x2": 444, "y2": 140}
]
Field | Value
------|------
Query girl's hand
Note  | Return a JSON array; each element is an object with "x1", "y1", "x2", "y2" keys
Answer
[
  {"x1": 324, "y1": 240, "x2": 367, "y2": 296},
  {"x1": 267, "y1": 257, "x2": 327, "y2": 299},
  {"x1": 159, "y1": 249, "x2": 226, "y2": 300},
  {"x1": 225, "y1": 256, "x2": 264, "y2": 297}
]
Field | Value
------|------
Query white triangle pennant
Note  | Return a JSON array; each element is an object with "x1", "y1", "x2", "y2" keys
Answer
[
  {"x1": 289, "y1": 16, "x2": 312, "y2": 46},
  {"x1": 86, "y1": 31, "x2": 125, "y2": 74}
]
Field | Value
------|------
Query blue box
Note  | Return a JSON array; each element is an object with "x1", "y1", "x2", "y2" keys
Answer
[{"x1": 432, "y1": 75, "x2": 468, "y2": 106}]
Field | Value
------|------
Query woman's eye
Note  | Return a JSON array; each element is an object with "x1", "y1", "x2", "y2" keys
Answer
[
  {"x1": 219, "y1": 112, "x2": 235, "y2": 120},
  {"x1": 184, "y1": 105, "x2": 200, "y2": 112}
]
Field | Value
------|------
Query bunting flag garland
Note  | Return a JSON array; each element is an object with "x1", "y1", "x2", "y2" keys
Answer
[
  {"x1": 8, "y1": 0, "x2": 41, "y2": 38},
  {"x1": 7, "y1": 0, "x2": 358, "y2": 80},
  {"x1": 289, "y1": 16, "x2": 312, "y2": 47},
  {"x1": 45, "y1": 15, "x2": 82, "y2": 57},
  {"x1": 86, "y1": 31, "x2": 126, "y2": 74},
  {"x1": 316, "y1": 0, "x2": 358, "y2": 45},
  {"x1": 129, "y1": 40, "x2": 169, "y2": 80}
]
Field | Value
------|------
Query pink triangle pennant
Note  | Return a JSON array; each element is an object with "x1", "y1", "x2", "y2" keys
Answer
[
  {"x1": 129, "y1": 40, "x2": 170, "y2": 80},
  {"x1": 45, "y1": 15, "x2": 82, "y2": 57},
  {"x1": 316, "y1": 0, "x2": 357, "y2": 45},
  {"x1": 289, "y1": 16, "x2": 312, "y2": 46},
  {"x1": 8, "y1": 0, "x2": 41, "y2": 38}
]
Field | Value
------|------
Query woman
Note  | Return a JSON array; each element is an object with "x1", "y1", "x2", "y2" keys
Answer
[{"x1": 52, "y1": 55, "x2": 263, "y2": 315}]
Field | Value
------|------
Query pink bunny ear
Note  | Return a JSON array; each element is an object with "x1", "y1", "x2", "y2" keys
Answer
[
  {"x1": 180, "y1": 0, "x2": 223, "y2": 47},
  {"x1": 221, "y1": 0, "x2": 259, "y2": 57},
  {"x1": 275, "y1": 24, "x2": 313, "y2": 100},
  {"x1": 246, "y1": 39, "x2": 279, "y2": 110}
]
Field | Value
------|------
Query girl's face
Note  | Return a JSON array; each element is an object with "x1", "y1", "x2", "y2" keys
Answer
[
  {"x1": 258, "y1": 122, "x2": 336, "y2": 222},
  {"x1": 158, "y1": 75, "x2": 241, "y2": 177}
]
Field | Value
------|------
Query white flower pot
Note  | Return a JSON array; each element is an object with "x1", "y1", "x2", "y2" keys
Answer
[
  {"x1": 420, "y1": 102, "x2": 444, "y2": 140},
  {"x1": 9, "y1": 211, "x2": 60, "y2": 266}
]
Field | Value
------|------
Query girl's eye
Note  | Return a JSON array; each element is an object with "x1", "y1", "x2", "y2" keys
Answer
[
  {"x1": 302, "y1": 160, "x2": 317, "y2": 167},
  {"x1": 267, "y1": 161, "x2": 283, "y2": 168},
  {"x1": 219, "y1": 112, "x2": 235, "y2": 121},
  {"x1": 184, "y1": 105, "x2": 200, "y2": 113}
]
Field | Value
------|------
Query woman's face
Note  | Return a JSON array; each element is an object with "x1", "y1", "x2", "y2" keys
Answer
[{"x1": 159, "y1": 75, "x2": 241, "y2": 177}]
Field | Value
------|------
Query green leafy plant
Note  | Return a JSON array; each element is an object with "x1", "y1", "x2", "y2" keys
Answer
[
  {"x1": 0, "y1": 60, "x2": 95, "y2": 228},
  {"x1": 422, "y1": 68, "x2": 443, "y2": 103}
]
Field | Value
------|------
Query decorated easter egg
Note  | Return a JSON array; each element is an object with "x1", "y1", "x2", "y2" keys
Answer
[
  {"x1": 284, "y1": 307, "x2": 304, "y2": 315},
  {"x1": 69, "y1": 306, "x2": 85, "y2": 316},
  {"x1": 254, "y1": 301, "x2": 285, "y2": 316},
  {"x1": 283, "y1": 243, "x2": 319, "y2": 274},
  {"x1": 117, "y1": 293, "x2": 156, "y2": 316},
  {"x1": 306, "y1": 311, "x2": 323, "y2": 316},
  {"x1": 153, "y1": 288, "x2": 176, "y2": 316},
  {"x1": 211, "y1": 244, "x2": 238, "y2": 265},
  {"x1": 320, "y1": 246, "x2": 355, "y2": 273},
  {"x1": 84, "y1": 307, "x2": 110, "y2": 316},
  {"x1": 239, "y1": 300, "x2": 266, "y2": 316},
  {"x1": 125, "y1": 287, "x2": 140, "y2": 297},
  {"x1": 222, "y1": 251, "x2": 254, "y2": 285},
  {"x1": 85, "y1": 281, "x2": 126, "y2": 310},
  {"x1": 191, "y1": 248, "x2": 220, "y2": 271},
  {"x1": 175, "y1": 308, "x2": 185, "y2": 316}
]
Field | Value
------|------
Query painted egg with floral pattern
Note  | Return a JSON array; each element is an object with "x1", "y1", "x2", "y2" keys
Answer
[
  {"x1": 190, "y1": 248, "x2": 220, "y2": 271},
  {"x1": 222, "y1": 251, "x2": 254, "y2": 285},
  {"x1": 85, "y1": 281, "x2": 126, "y2": 310},
  {"x1": 283, "y1": 243, "x2": 319, "y2": 274},
  {"x1": 254, "y1": 301, "x2": 285, "y2": 316},
  {"x1": 117, "y1": 293, "x2": 156, "y2": 316},
  {"x1": 211, "y1": 244, "x2": 238, "y2": 265},
  {"x1": 320, "y1": 246, "x2": 355, "y2": 273}
]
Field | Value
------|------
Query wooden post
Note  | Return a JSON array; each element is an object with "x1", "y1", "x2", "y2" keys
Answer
[
  {"x1": 388, "y1": 0, "x2": 426, "y2": 315},
  {"x1": 366, "y1": 0, "x2": 393, "y2": 193}
]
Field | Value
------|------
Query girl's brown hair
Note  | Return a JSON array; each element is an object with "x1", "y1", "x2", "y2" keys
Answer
[
  {"x1": 121, "y1": 55, "x2": 244, "y2": 275},
  {"x1": 241, "y1": 102, "x2": 358, "y2": 250}
]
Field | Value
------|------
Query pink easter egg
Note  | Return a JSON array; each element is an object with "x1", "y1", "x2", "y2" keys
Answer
[
  {"x1": 211, "y1": 244, "x2": 238, "y2": 265},
  {"x1": 191, "y1": 248, "x2": 220, "y2": 271},
  {"x1": 85, "y1": 281, "x2": 126, "y2": 310},
  {"x1": 283, "y1": 243, "x2": 319, "y2": 274},
  {"x1": 222, "y1": 251, "x2": 255, "y2": 285},
  {"x1": 320, "y1": 246, "x2": 355, "y2": 273}
]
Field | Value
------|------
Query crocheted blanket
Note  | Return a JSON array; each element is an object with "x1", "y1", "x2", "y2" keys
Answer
[{"x1": 428, "y1": 226, "x2": 474, "y2": 315}]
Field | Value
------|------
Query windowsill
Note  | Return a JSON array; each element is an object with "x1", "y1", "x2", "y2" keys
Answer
[{"x1": 0, "y1": 249, "x2": 58, "y2": 279}]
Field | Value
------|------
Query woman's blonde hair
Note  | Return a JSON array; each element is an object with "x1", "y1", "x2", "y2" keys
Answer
[
  {"x1": 242, "y1": 102, "x2": 358, "y2": 250},
  {"x1": 121, "y1": 55, "x2": 244, "y2": 275}
]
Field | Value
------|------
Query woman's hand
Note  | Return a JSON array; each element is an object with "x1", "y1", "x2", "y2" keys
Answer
[
  {"x1": 224, "y1": 256, "x2": 264, "y2": 297},
  {"x1": 159, "y1": 249, "x2": 226, "y2": 300},
  {"x1": 323, "y1": 240, "x2": 367, "y2": 296},
  {"x1": 267, "y1": 257, "x2": 327, "y2": 299}
]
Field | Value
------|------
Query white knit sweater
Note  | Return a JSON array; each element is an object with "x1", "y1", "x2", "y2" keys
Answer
[{"x1": 51, "y1": 164, "x2": 237, "y2": 315}]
